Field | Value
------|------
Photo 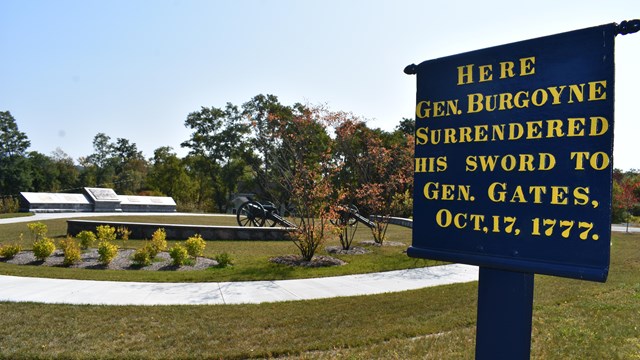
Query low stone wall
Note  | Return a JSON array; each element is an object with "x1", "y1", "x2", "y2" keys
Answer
[{"x1": 67, "y1": 220, "x2": 292, "y2": 241}]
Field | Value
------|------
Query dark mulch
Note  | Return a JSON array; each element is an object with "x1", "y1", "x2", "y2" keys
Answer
[
  {"x1": 269, "y1": 254, "x2": 346, "y2": 267},
  {"x1": 2, "y1": 249, "x2": 217, "y2": 271},
  {"x1": 359, "y1": 240, "x2": 406, "y2": 247},
  {"x1": 325, "y1": 246, "x2": 371, "y2": 255}
]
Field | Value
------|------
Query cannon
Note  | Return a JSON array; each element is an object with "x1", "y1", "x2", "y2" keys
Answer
[
  {"x1": 236, "y1": 199, "x2": 377, "y2": 230},
  {"x1": 236, "y1": 200, "x2": 297, "y2": 228},
  {"x1": 332, "y1": 205, "x2": 376, "y2": 229}
]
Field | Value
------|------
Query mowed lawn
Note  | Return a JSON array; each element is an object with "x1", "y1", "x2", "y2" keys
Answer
[{"x1": 0, "y1": 231, "x2": 638, "y2": 359}]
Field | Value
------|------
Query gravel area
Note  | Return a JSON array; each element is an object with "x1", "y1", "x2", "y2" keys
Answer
[
  {"x1": 359, "y1": 240, "x2": 407, "y2": 247},
  {"x1": 325, "y1": 246, "x2": 371, "y2": 255},
  {"x1": 269, "y1": 254, "x2": 346, "y2": 267},
  {"x1": 2, "y1": 249, "x2": 218, "y2": 271}
]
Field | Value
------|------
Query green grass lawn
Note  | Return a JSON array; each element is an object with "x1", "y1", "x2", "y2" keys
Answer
[
  {"x1": 0, "y1": 212, "x2": 34, "y2": 220},
  {"x1": 0, "y1": 232, "x2": 637, "y2": 359},
  {"x1": 0, "y1": 215, "x2": 438, "y2": 282}
]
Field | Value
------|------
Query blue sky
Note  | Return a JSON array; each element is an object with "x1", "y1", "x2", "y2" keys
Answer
[{"x1": 1, "y1": 0, "x2": 639, "y2": 170}]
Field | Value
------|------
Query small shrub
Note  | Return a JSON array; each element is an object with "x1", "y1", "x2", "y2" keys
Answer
[
  {"x1": 27, "y1": 222, "x2": 48, "y2": 242},
  {"x1": 97, "y1": 241, "x2": 118, "y2": 265},
  {"x1": 148, "y1": 228, "x2": 167, "y2": 258},
  {"x1": 215, "y1": 252, "x2": 233, "y2": 268},
  {"x1": 132, "y1": 246, "x2": 152, "y2": 267},
  {"x1": 77, "y1": 230, "x2": 97, "y2": 249},
  {"x1": 59, "y1": 237, "x2": 81, "y2": 266},
  {"x1": 0, "y1": 243, "x2": 22, "y2": 259},
  {"x1": 117, "y1": 226, "x2": 131, "y2": 247},
  {"x1": 185, "y1": 234, "x2": 206, "y2": 258},
  {"x1": 96, "y1": 225, "x2": 117, "y2": 242},
  {"x1": 57, "y1": 236, "x2": 73, "y2": 250},
  {"x1": 169, "y1": 244, "x2": 189, "y2": 266},
  {"x1": 33, "y1": 238, "x2": 56, "y2": 261}
]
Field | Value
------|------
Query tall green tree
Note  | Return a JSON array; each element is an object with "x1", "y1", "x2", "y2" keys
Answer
[
  {"x1": 181, "y1": 104, "x2": 249, "y2": 163},
  {"x1": 80, "y1": 133, "x2": 116, "y2": 187},
  {"x1": 181, "y1": 104, "x2": 251, "y2": 212},
  {"x1": 395, "y1": 117, "x2": 415, "y2": 136},
  {"x1": 0, "y1": 111, "x2": 30, "y2": 158},
  {"x1": 79, "y1": 133, "x2": 148, "y2": 194},
  {"x1": 111, "y1": 138, "x2": 147, "y2": 194},
  {"x1": 26, "y1": 151, "x2": 57, "y2": 192},
  {"x1": 147, "y1": 146, "x2": 196, "y2": 209},
  {"x1": 241, "y1": 94, "x2": 294, "y2": 200},
  {"x1": 0, "y1": 111, "x2": 32, "y2": 196},
  {"x1": 27, "y1": 149, "x2": 80, "y2": 193},
  {"x1": 50, "y1": 148, "x2": 79, "y2": 192}
]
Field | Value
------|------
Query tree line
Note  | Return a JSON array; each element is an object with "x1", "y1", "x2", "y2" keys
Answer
[
  {"x1": 0, "y1": 95, "x2": 415, "y2": 217},
  {"x1": 2, "y1": 95, "x2": 638, "y2": 228}
]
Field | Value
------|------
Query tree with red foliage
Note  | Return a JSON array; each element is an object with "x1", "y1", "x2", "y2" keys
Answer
[
  {"x1": 254, "y1": 104, "x2": 339, "y2": 260},
  {"x1": 334, "y1": 117, "x2": 414, "y2": 244},
  {"x1": 613, "y1": 170, "x2": 640, "y2": 233}
]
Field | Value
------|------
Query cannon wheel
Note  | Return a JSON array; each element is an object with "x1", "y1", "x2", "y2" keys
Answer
[
  {"x1": 236, "y1": 201, "x2": 266, "y2": 227},
  {"x1": 262, "y1": 202, "x2": 279, "y2": 227},
  {"x1": 265, "y1": 209, "x2": 279, "y2": 227}
]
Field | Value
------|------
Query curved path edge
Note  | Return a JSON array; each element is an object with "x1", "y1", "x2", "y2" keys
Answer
[{"x1": 0, "y1": 264, "x2": 478, "y2": 306}]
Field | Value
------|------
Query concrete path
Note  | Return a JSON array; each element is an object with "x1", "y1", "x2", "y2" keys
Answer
[
  {"x1": 0, "y1": 264, "x2": 478, "y2": 306},
  {"x1": 611, "y1": 224, "x2": 640, "y2": 233}
]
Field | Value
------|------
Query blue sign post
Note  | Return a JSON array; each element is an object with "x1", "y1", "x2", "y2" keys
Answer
[{"x1": 405, "y1": 20, "x2": 639, "y2": 359}]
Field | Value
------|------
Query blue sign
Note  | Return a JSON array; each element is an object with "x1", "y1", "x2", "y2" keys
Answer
[{"x1": 408, "y1": 24, "x2": 616, "y2": 282}]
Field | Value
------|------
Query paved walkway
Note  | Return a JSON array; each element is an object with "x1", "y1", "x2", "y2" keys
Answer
[
  {"x1": 1, "y1": 213, "x2": 636, "y2": 306},
  {"x1": 0, "y1": 264, "x2": 478, "y2": 306}
]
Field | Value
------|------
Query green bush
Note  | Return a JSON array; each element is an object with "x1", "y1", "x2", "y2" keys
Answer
[
  {"x1": 97, "y1": 241, "x2": 118, "y2": 265},
  {"x1": 169, "y1": 244, "x2": 189, "y2": 266},
  {"x1": 27, "y1": 222, "x2": 48, "y2": 242},
  {"x1": 132, "y1": 246, "x2": 152, "y2": 267},
  {"x1": 32, "y1": 238, "x2": 56, "y2": 261},
  {"x1": 96, "y1": 225, "x2": 117, "y2": 242},
  {"x1": 77, "y1": 230, "x2": 97, "y2": 249},
  {"x1": 215, "y1": 252, "x2": 233, "y2": 268},
  {"x1": 117, "y1": 226, "x2": 132, "y2": 247},
  {"x1": 0, "y1": 243, "x2": 22, "y2": 259},
  {"x1": 59, "y1": 237, "x2": 81, "y2": 266},
  {"x1": 148, "y1": 228, "x2": 167, "y2": 258},
  {"x1": 0, "y1": 196, "x2": 19, "y2": 213},
  {"x1": 185, "y1": 234, "x2": 206, "y2": 258}
]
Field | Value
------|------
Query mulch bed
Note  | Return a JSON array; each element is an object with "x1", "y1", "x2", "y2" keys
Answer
[
  {"x1": 325, "y1": 246, "x2": 371, "y2": 255},
  {"x1": 2, "y1": 249, "x2": 218, "y2": 271},
  {"x1": 359, "y1": 240, "x2": 406, "y2": 247},
  {"x1": 269, "y1": 254, "x2": 346, "y2": 267}
]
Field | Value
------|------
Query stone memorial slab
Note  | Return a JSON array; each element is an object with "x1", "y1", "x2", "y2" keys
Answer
[
  {"x1": 19, "y1": 192, "x2": 93, "y2": 213},
  {"x1": 119, "y1": 195, "x2": 176, "y2": 212},
  {"x1": 82, "y1": 187, "x2": 121, "y2": 212},
  {"x1": 19, "y1": 188, "x2": 177, "y2": 213}
]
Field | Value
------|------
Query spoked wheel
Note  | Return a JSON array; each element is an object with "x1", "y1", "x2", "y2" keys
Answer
[
  {"x1": 265, "y1": 209, "x2": 279, "y2": 227},
  {"x1": 236, "y1": 201, "x2": 266, "y2": 227},
  {"x1": 261, "y1": 202, "x2": 279, "y2": 227}
]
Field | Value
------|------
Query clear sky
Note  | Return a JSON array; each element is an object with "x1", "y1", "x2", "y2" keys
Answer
[{"x1": 1, "y1": 0, "x2": 639, "y2": 170}]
